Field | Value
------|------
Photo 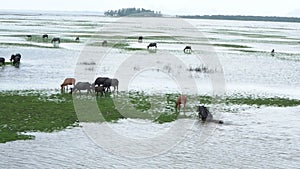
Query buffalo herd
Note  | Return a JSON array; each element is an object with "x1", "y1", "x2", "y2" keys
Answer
[{"x1": 61, "y1": 77, "x2": 119, "y2": 96}]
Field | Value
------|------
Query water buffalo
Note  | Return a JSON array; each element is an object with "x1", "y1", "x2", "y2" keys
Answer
[
  {"x1": 0, "y1": 57, "x2": 5, "y2": 65},
  {"x1": 26, "y1": 35, "x2": 32, "y2": 40},
  {"x1": 94, "y1": 77, "x2": 109, "y2": 87},
  {"x1": 42, "y1": 34, "x2": 48, "y2": 39},
  {"x1": 102, "y1": 40, "x2": 108, "y2": 46},
  {"x1": 147, "y1": 42, "x2": 157, "y2": 49},
  {"x1": 75, "y1": 37, "x2": 80, "y2": 41},
  {"x1": 197, "y1": 105, "x2": 223, "y2": 124},
  {"x1": 61, "y1": 78, "x2": 76, "y2": 91},
  {"x1": 183, "y1": 46, "x2": 192, "y2": 53},
  {"x1": 72, "y1": 82, "x2": 92, "y2": 94},
  {"x1": 95, "y1": 86, "x2": 105, "y2": 96},
  {"x1": 138, "y1": 36, "x2": 143, "y2": 43},
  {"x1": 10, "y1": 53, "x2": 21, "y2": 65},
  {"x1": 51, "y1": 37, "x2": 61, "y2": 44},
  {"x1": 102, "y1": 78, "x2": 119, "y2": 92},
  {"x1": 176, "y1": 95, "x2": 187, "y2": 112}
]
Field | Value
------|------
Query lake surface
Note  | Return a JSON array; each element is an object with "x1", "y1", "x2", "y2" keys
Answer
[{"x1": 0, "y1": 11, "x2": 299, "y2": 168}]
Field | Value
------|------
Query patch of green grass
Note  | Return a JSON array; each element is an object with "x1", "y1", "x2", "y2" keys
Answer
[
  {"x1": 213, "y1": 43, "x2": 251, "y2": 48},
  {"x1": 1, "y1": 90, "x2": 299, "y2": 143},
  {"x1": 0, "y1": 42, "x2": 53, "y2": 48},
  {"x1": 225, "y1": 96, "x2": 300, "y2": 107},
  {"x1": 25, "y1": 35, "x2": 78, "y2": 43}
]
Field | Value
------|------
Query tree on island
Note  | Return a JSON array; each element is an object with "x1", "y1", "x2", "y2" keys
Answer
[{"x1": 104, "y1": 8, "x2": 162, "y2": 17}]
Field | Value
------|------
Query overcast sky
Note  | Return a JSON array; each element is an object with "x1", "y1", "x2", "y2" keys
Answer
[{"x1": 1, "y1": 0, "x2": 300, "y2": 17}]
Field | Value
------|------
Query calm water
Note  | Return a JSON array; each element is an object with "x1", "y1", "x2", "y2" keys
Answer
[{"x1": 0, "y1": 11, "x2": 300, "y2": 168}]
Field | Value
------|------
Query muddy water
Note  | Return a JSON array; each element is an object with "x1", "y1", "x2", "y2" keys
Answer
[
  {"x1": 0, "y1": 106, "x2": 299, "y2": 168},
  {"x1": 0, "y1": 11, "x2": 300, "y2": 168}
]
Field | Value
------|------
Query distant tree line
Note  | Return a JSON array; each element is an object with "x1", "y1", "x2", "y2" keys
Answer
[
  {"x1": 177, "y1": 15, "x2": 300, "y2": 23},
  {"x1": 104, "y1": 8, "x2": 162, "y2": 17}
]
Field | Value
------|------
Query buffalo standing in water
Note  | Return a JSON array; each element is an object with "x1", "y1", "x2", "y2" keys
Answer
[
  {"x1": 197, "y1": 105, "x2": 223, "y2": 124},
  {"x1": 0, "y1": 57, "x2": 5, "y2": 66},
  {"x1": 10, "y1": 53, "x2": 21, "y2": 66},
  {"x1": 183, "y1": 46, "x2": 192, "y2": 53},
  {"x1": 147, "y1": 42, "x2": 157, "y2": 49},
  {"x1": 138, "y1": 36, "x2": 143, "y2": 43},
  {"x1": 42, "y1": 34, "x2": 48, "y2": 39}
]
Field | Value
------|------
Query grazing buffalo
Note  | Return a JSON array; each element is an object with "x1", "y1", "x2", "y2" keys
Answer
[
  {"x1": 183, "y1": 46, "x2": 192, "y2": 53},
  {"x1": 95, "y1": 86, "x2": 105, "y2": 96},
  {"x1": 10, "y1": 53, "x2": 21, "y2": 65},
  {"x1": 94, "y1": 77, "x2": 109, "y2": 87},
  {"x1": 176, "y1": 95, "x2": 187, "y2": 112},
  {"x1": 147, "y1": 42, "x2": 157, "y2": 49},
  {"x1": 61, "y1": 78, "x2": 76, "y2": 91},
  {"x1": 72, "y1": 82, "x2": 92, "y2": 94},
  {"x1": 102, "y1": 78, "x2": 119, "y2": 92},
  {"x1": 111, "y1": 79, "x2": 119, "y2": 92},
  {"x1": 26, "y1": 35, "x2": 32, "y2": 39},
  {"x1": 138, "y1": 36, "x2": 143, "y2": 43},
  {"x1": 102, "y1": 40, "x2": 108, "y2": 46},
  {"x1": 42, "y1": 34, "x2": 48, "y2": 39},
  {"x1": 0, "y1": 57, "x2": 5, "y2": 65},
  {"x1": 51, "y1": 37, "x2": 61, "y2": 44}
]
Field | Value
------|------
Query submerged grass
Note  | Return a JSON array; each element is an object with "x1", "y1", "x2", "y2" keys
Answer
[
  {"x1": 0, "y1": 42, "x2": 54, "y2": 48},
  {"x1": 1, "y1": 90, "x2": 299, "y2": 143},
  {"x1": 213, "y1": 43, "x2": 251, "y2": 48}
]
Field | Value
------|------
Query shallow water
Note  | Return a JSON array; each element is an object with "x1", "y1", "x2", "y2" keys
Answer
[
  {"x1": 0, "y1": 106, "x2": 299, "y2": 168},
  {"x1": 0, "y1": 11, "x2": 300, "y2": 168}
]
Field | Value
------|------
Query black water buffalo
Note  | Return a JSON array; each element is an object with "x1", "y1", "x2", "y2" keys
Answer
[
  {"x1": 183, "y1": 46, "x2": 192, "y2": 53},
  {"x1": 94, "y1": 77, "x2": 109, "y2": 87},
  {"x1": 147, "y1": 43, "x2": 157, "y2": 49},
  {"x1": 0, "y1": 57, "x2": 5, "y2": 65},
  {"x1": 197, "y1": 105, "x2": 223, "y2": 124},
  {"x1": 138, "y1": 36, "x2": 143, "y2": 42},
  {"x1": 72, "y1": 82, "x2": 92, "y2": 94},
  {"x1": 51, "y1": 37, "x2": 61, "y2": 43},
  {"x1": 42, "y1": 34, "x2": 48, "y2": 39},
  {"x1": 26, "y1": 35, "x2": 32, "y2": 39},
  {"x1": 10, "y1": 53, "x2": 21, "y2": 65},
  {"x1": 75, "y1": 37, "x2": 80, "y2": 41},
  {"x1": 102, "y1": 40, "x2": 108, "y2": 46}
]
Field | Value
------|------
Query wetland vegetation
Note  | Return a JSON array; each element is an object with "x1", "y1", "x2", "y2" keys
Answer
[{"x1": 1, "y1": 90, "x2": 299, "y2": 143}]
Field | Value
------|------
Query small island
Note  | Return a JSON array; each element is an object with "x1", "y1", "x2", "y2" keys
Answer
[{"x1": 104, "y1": 7, "x2": 162, "y2": 17}]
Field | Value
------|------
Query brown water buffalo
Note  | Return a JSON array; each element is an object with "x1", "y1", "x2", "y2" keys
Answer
[
  {"x1": 61, "y1": 78, "x2": 76, "y2": 91},
  {"x1": 175, "y1": 95, "x2": 187, "y2": 112}
]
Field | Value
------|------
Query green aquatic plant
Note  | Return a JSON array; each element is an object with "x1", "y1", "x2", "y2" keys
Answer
[{"x1": 1, "y1": 90, "x2": 299, "y2": 143}]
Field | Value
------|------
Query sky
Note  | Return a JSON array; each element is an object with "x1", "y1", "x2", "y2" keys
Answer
[{"x1": 1, "y1": 0, "x2": 300, "y2": 17}]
